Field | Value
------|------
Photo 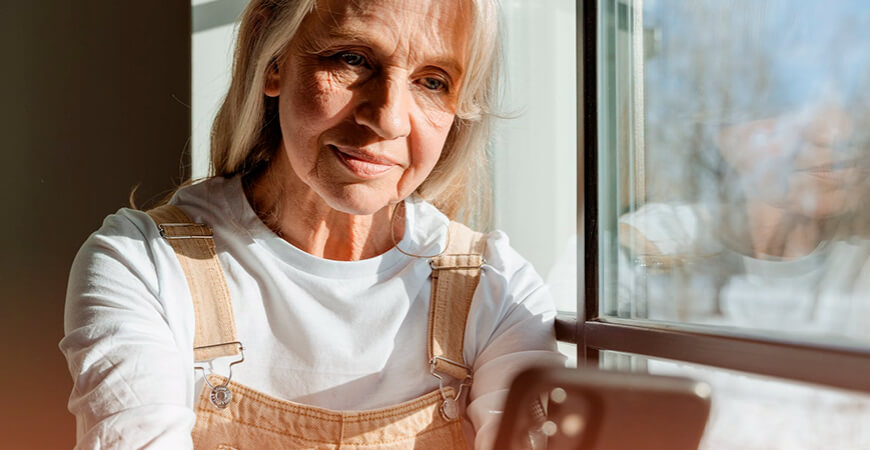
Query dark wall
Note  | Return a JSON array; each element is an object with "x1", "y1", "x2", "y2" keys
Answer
[{"x1": 0, "y1": 2, "x2": 190, "y2": 447}]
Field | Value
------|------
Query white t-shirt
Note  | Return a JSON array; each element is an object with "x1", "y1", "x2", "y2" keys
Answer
[{"x1": 60, "y1": 176, "x2": 564, "y2": 450}]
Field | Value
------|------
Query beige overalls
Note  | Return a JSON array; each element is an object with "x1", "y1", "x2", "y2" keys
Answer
[{"x1": 148, "y1": 205, "x2": 485, "y2": 449}]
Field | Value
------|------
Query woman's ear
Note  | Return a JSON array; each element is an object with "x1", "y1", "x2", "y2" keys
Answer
[{"x1": 264, "y1": 61, "x2": 281, "y2": 97}]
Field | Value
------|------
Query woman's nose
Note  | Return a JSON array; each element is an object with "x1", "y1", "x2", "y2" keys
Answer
[{"x1": 353, "y1": 75, "x2": 412, "y2": 140}]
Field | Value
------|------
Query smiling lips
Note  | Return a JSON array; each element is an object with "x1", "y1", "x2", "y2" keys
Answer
[
  {"x1": 330, "y1": 145, "x2": 397, "y2": 178},
  {"x1": 794, "y1": 158, "x2": 869, "y2": 186}
]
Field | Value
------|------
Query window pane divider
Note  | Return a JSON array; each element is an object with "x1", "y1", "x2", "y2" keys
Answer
[
  {"x1": 555, "y1": 314, "x2": 579, "y2": 344},
  {"x1": 583, "y1": 318, "x2": 870, "y2": 393},
  {"x1": 579, "y1": 0, "x2": 599, "y2": 368}
]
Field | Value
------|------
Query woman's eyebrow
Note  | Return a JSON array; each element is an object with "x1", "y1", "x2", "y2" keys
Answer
[
  {"x1": 322, "y1": 26, "x2": 464, "y2": 76},
  {"x1": 300, "y1": 26, "x2": 370, "y2": 53},
  {"x1": 323, "y1": 26, "x2": 372, "y2": 45},
  {"x1": 424, "y1": 58, "x2": 464, "y2": 79}
]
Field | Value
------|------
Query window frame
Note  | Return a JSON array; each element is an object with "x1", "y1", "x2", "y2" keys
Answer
[{"x1": 554, "y1": 0, "x2": 870, "y2": 394}]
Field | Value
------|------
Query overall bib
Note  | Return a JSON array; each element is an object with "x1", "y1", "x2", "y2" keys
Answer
[{"x1": 148, "y1": 205, "x2": 485, "y2": 449}]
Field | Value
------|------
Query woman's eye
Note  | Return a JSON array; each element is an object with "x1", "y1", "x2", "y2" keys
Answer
[
  {"x1": 339, "y1": 52, "x2": 366, "y2": 67},
  {"x1": 420, "y1": 77, "x2": 447, "y2": 92}
]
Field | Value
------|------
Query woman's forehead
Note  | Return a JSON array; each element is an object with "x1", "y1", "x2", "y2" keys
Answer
[
  {"x1": 304, "y1": 0, "x2": 471, "y2": 65},
  {"x1": 317, "y1": 0, "x2": 469, "y2": 21}
]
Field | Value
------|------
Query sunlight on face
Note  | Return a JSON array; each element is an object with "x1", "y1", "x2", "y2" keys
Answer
[{"x1": 265, "y1": 0, "x2": 471, "y2": 215}]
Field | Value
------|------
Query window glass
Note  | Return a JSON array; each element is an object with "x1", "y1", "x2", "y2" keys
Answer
[
  {"x1": 601, "y1": 351, "x2": 870, "y2": 449},
  {"x1": 599, "y1": 0, "x2": 870, "y2": 345}
]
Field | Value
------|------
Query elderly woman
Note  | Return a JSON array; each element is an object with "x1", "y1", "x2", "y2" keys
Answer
[{"x1": 60, "y1": 0, "x2": 563, "y2": 448}]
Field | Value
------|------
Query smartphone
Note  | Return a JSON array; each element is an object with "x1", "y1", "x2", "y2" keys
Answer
[{"x1": 494, "y1": 366, "x2": 712, "y2": 450}]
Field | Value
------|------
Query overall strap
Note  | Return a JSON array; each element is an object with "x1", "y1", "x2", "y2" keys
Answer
[
  {"x1": 147, "y1": 205, "x2": 240, "y2": 361},
  {"x1": 427, "y1": 221, "x2": 487, "y2": 381}
]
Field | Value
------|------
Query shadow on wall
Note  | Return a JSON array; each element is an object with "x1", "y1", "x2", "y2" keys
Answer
[{"x1": 0, "y1": 2, "x2": 190, "y2": 447}]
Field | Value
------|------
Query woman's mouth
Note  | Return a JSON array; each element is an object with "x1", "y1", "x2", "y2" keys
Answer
[
  {"x1": 796, "y1": 159, "x2": 868, "y2": 186},
  {"x1": 329, "y1": 145, "x2": 395, "y2": 178}
]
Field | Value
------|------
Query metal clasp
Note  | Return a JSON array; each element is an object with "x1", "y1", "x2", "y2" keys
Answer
[
  {"x1": 428, "y1": 256, "x2": 486, "y2": 271},
  {"x1": 429, "y1": 356, "x2": 473, "y2": 421},
  {"x1": 157, "y1": 222, "x2": 213, "y2": 240},
  {"x1": 194, "y1": 341, "x2": 245, "y2": 409}
]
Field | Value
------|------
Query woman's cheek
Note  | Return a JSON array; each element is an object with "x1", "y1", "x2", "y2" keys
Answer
[
  {"x1": 292, "y1": 68, "x2": 353, "y2": 117},
  {"x1": 414, "y1": 87, "x2": 457, "y2": 119},
  {"x1": 414, "y1": 113, "x2": 453, "y2": 171}
]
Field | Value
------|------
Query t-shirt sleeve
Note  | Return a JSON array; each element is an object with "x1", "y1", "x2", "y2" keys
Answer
[
  {"x1": 464, "y1": 230, "x2": 567, "y2": 450},
  {"x1": 59, "y1": 211, "x2": 195, "y2": 449}
]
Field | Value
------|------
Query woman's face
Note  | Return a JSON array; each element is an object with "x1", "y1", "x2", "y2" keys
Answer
[
  {"x1": 266, "y1": 0, "x2": 469, "y2": 215},
  {"x1": 717, "y1": 104, "x2": 867, "y2": 218}
]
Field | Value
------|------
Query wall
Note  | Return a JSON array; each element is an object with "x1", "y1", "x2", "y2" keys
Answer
[
  {"x1": 495, "y1": 0, "x2": 577, "y2": 312},
  {"x1": 0, "y1": 2, "x2": 190, "y2": 447}
]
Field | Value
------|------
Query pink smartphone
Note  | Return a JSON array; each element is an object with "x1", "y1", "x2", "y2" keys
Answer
[{"x1": 494, "y1": 366, "x2": 712, "y2": 450}]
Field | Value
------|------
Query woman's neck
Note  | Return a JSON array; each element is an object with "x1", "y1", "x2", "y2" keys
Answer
[{"x1": 243, "y1": 155, "x2": 405, "y2": 261}]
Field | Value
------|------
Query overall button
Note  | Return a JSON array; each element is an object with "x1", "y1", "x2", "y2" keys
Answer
[
  {"x1": 440, "y1": 398, "x2": 459, "y2": 420},
  {"x1": 210, "y1": 386, "x2": 233, "y2": 409}
]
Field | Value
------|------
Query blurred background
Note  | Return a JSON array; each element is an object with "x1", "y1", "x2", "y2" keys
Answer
[
  {"x1": 0, "y1": 1, "x2": 577, "y2": 447},
  {"x1": 598, "y1": 0, "x2": 870, "y2": 447},
  {"x1": 0, "y1": 1, "x2": 190, "y2": 448}
]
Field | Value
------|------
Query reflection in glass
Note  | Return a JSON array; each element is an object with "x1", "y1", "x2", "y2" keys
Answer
[
  {"x1": 604, "y1": 0, "x2": 870, "y2": 344},
  {"x1": 602, "y1": 351, "x2": 870, "y2": 449}
]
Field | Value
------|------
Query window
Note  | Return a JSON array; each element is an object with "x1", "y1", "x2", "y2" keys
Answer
[{"x1": 578, "y1": 0, "x2": 870, "y2": 447}]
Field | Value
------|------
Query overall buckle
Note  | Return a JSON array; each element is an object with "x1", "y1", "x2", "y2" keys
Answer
[
  {"x1": 194, "y1": 341, "x2": 245, "y2": 409},
  {"x1": 157, "y1": 222, "x2": 213, "y2": 240},
  {"x1": 429, "y1": 356, "x2": 473, "y2": 420}
]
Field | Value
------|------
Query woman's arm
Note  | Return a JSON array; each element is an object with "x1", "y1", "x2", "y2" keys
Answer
[
  {"x1": 464, "y1": 231, "x2": 567, "y2": 450},
  {"x1": 59, "y1": 211, "x2": 196, "y2": 449}
]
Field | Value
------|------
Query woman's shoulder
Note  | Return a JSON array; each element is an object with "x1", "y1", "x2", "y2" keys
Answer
[
  {"x1": 70, "y1": 205, "x2": 178, "y2": 294},
  {"x1": 456, "y1": 226, "x2": 560, "y2": 371},
  {"x1": 478, "y1": 229, "x2": 530, "y2": 276},
  {"x1": 78, "y1": 177, "x2": 229, "y2": 256},
  {"x1": 65, "y1": 189, "x2": 215, "y2": 337},
  {"x1": 408, "y1": 196, "x2": 537, "y2": 278},
  {"x1": 81, "y1": 207, "x2": 164, "y2": 256},
  {"x1": 66, "y1": 207, "x2": 176, "y2": 335},
  {"x1": 474, "y1": 229, "x2": 554, "y2": 323},
  {"x1": 82, "y1": 176, "x2": 234, "y2": 243},
  {"x1": 67, "y1": 178, "x2": 239, "y2": 301},
  {"x1": 169, "y1": 175, "x2": 232, "y2": 206}
]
